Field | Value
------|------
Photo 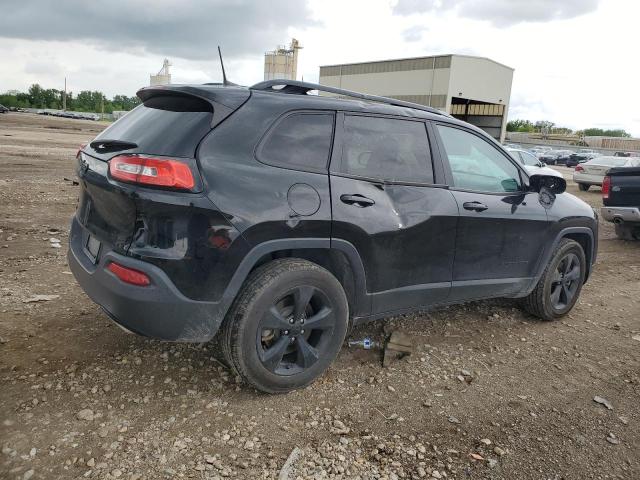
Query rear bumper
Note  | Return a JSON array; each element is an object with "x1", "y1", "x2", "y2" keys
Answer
[
  {"x1": 68, "y1": 217, "x2": 224, "y2": 342},
  {"x1": 573, "y1": 172, "x2": 604, "y2": 185},
  {"x1": 600, "y1": 206, "x2": 640, "y2": 224}
]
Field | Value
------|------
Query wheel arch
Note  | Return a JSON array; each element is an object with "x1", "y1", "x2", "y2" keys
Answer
[
  {"x1": 219, "y1": 238, "x2": 369, "y2": 321},
  {"x1": 539, "y1": 227, "x2": 595, "y2": 283},
  {"x1": 563, "y1": 230, "x2": 594, "y2": 279}
]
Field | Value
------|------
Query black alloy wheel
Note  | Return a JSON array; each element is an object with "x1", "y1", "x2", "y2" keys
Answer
[
  {"x1": 549, "y1": 252, "x2": 581, "y2": 310},
  {"x1": 221, "y1": 259, "x2": 349, "y2": 393},
  {"x1": 522, "y1": 238, "x2": 586, "y2": 320},
  {"x1": 257, "y1": 285, "x2": 336, "y2": 375}
]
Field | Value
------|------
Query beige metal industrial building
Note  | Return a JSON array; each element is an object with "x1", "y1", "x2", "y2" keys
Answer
[
  {"x1": 319, "y1": 54, "x2": 513, "y2": 142},
  {"x1": 264, "y1": 39, "x2": 302, "y2": 81}
]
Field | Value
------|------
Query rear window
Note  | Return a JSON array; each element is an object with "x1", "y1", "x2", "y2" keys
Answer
[{"x1": 94, "y1": 95, "x2": 213, "y2": 158}]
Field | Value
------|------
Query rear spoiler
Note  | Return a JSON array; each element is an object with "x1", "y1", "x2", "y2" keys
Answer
[{"x1": 136, "y1": 84, "x2": 250, "y2": 128}]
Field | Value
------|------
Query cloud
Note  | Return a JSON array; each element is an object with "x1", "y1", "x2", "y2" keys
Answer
[
  {"x1": 24, "y1": 59, "x2": 64, "y2": 76},
  {"x1": 393, "y1": 0, "x2": 600, "y2": 26},
  {"x1": 1, "y1": 0, "x2": 317, "y2": 60},
  {"x1": 402, "y1": 25, "x2": 427, "y2": 42}
]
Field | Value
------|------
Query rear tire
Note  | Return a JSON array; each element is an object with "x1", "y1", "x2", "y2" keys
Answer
[
  {"x1": 221, "y1": 259, "x2": 349, "y2": 393},
  {"x1": 615, "y1": 223, "x2": 640, "y2": 241},
  {"x1": 522, "y1": 239, "x2": 586, "y2": 321},
  {"x1": 578, "y1": 183, "x2": 589, "y2": 191}
]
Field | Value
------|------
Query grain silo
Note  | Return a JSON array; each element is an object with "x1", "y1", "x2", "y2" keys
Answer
[
  {"x1": 150, "y1": 59, "x2": 172, "y2": 86},
  {"x1": 264, "y1": 39, "x2": 302, "y2": 81}
]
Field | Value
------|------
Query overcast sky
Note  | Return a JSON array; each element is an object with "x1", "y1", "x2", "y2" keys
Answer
[{"x1": 1, "y1": 0, "x2": 638, "y2": 135}]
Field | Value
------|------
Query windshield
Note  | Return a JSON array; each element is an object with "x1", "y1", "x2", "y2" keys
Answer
[{"x1": 520, "y1": 152, "x2": 539, "y2": 166}]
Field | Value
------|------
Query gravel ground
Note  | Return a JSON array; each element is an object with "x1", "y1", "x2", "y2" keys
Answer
[{"x1": 1, "y1": 113, "x2": 639, "y2": 480}]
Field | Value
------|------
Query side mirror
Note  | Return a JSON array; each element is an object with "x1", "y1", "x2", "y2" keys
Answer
[{"x1": 529, "y1": 174, "x2": 566, "y2": 194}]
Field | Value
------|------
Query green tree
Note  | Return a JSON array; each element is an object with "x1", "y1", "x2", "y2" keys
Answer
[
  {"x1": 28, "y1": 84, "x2": 45, "y2": 107},
  {"x1": 582, "y1": 128, "x2": 630, "y2": 137},
  {"x1": 506, "y1": 119, "x2": 535, "y2": 132}
]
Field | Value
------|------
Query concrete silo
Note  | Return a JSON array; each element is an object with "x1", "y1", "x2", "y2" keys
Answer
[{"x1": 264, "y1": 39, "x2": 302, "y2": 81}]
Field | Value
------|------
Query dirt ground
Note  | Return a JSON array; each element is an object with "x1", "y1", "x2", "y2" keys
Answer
[{"x1": 1, "y1": 113, "x2": 638, "y2": 480}]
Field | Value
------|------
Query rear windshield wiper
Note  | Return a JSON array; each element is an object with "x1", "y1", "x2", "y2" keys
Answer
[{"x1": 89, "y1": 139, "x2": 138, "y2": 153}]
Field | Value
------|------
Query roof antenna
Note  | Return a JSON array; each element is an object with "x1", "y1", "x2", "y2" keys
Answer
[{"x1": 218, "y1": 46, "x2": 237, "y2": 86}]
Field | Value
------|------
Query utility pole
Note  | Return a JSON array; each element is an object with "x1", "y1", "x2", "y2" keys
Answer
[
  {"x1": 63, "y1": 77, "x2": 67, "y2": 111},
  {"x1": 101, "y1": 94, "x2": 104, "y2": 119}
]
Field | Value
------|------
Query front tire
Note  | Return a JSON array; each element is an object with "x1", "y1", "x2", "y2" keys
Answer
[
  {"x1": 578, "y1": 183, "x2": 589, "y2": 191},
  {"x1": 221, "y1": 259, "x2": 349, "y2": 393},
  {"x1": 522, "y1": 239, "x2": 586, "y2": 320}
]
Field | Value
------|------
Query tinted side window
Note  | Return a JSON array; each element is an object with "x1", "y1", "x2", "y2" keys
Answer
[
  {"x1": 436, "y1": 125, "x2": 521, "y2": 193},
  {"x1": 258, "y1": 113, "x2": 334, "y2": 172},
  {"x1": 341, "y1": 115, "x2": 434, "y2": 183}
]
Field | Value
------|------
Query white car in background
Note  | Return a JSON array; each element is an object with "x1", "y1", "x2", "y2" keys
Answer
[
  {"x1": 506, "y1": 147, "x2": 563, "y2": 178},
  {"x1": 573, "y1": 156, "x2": 640, "y2": 191}
]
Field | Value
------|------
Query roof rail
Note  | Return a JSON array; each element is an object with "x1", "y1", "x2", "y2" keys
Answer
[{"x1": 250, "y1": 79, "x2": 449, "y2": 117}]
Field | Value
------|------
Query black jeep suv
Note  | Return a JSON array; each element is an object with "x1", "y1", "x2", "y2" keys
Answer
[{"x1": 68, "y1": 80, "x2": 598, "y2": 393}]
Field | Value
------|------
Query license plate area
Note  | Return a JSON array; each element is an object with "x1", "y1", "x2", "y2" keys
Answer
[{"x1": 84, "y1": 234, "x2": 101, "y2": 264}]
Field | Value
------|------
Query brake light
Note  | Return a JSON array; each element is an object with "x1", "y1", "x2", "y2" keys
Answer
[
  {"x1": 107, "y1": 262, "x2": 151, "y2": 286},
  {"x1": 77, "y1": 143, "x2": 87, "y2": 157},
  {"x1": 109, "y1": 155, "x2": 195, "y2": 190},
  {"x1": 574, "y1": 165, "x2": 584, "y2": 172},
  {"x1": 602, "y1": 175, "x2": 611, "y2": 199}
]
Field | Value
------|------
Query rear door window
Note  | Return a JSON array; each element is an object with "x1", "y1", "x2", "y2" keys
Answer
[
  {"x1": 257, "y1": 112, "x2": 335, "y2": 173},
  {"x1": 93, "y1": 95, "x2": 213, "y2": 158},
  {"x1": 340, "y1": 115, "x2": 434, "y2": 184}
]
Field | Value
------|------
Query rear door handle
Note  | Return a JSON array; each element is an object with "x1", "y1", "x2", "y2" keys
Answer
[
  {"x1": 340, "y1": 194, "x2": 375, "y2": 207},
  {"x1": 463, "y1": 201, "x2": 488, "y2": 212}
]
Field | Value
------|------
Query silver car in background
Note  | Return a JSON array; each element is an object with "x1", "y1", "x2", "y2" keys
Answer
[
  {"x1": 506, "y1": 147, "x2": 563, "y2": 178},
  {"x1": 573, "y1": 156, "x2": 640, "y2": 191}
]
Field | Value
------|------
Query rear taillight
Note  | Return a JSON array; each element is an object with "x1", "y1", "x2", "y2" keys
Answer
[
  {"x1": 107, "y1": 262, "x2": 151, "y2": 286},
  {"x1": 602, "y1": 175, "x2": 611, "y2": 199},
  {"x1": 109, "y1": 155, "x2": 195, "y2": 190},
  {"x1": 77, "y1": 143, "x2": 87, "y2": 157},
  {"x1": 574, "y1": 165, "x2": 584, "y2": 172}
]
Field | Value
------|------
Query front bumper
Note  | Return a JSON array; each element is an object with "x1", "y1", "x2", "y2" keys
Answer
[
  {"x1": 600, "y1": 206, "x2": 640, "y2": 223},
  {"x1": 67, "y1": 217, "x2": 224, "y2": 342}
]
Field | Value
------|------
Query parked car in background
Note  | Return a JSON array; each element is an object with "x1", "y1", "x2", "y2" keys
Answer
[
  {"x1": 554, "y1": 150, "x2": 576, "y2": 166},
  {"x1": 68, "y1": 80, "x2": 598, "y2": 393},
  {"x1": 540, "y1": 149, "x2": 574, "y2": 165},
  {"x1": 601, "y1": 167, "x2": 640, "y2": 240},
  {"x1": 506, "y1": 147, "x2": 562, "y2": 177},
  {"x1": 566, "y1": 152, "x2": 600, "y2": 167},
  {"x1": 0, "y1": 104, "x2": 9, "y2": 113},
  {"x1": 573, "y1": 156, "x2": 640, "y2": 191}
]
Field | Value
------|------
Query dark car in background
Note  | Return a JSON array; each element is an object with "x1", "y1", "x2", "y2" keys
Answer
[
  {"x1": 566, "y1": 152, "x2": 600, "y2": 167},
  {"x1": 539, "y1": 149, "x2": 574, "y2": 165},
  {"x1": 0, "y1": 104, "x2": 9, "y2": 113},
  {"x1": 68, "y1": 80, "x2": 598, "y2": 393}
]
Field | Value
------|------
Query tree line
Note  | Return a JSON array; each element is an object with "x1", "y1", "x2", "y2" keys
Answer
[
  {"x1": 0, "y1": 84, "x2": 140, "y2": 113},
  {"x1": 507, "y1": 119, "x2": 630, "y2": 138}
]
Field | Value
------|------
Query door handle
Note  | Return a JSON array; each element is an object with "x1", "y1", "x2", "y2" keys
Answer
[
  {"x1": 463, "y1": 201, "x2": 488, "y2": 212},
  {"x1": 340, "y1": 194, "x2": 375, "y2": 207}
]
